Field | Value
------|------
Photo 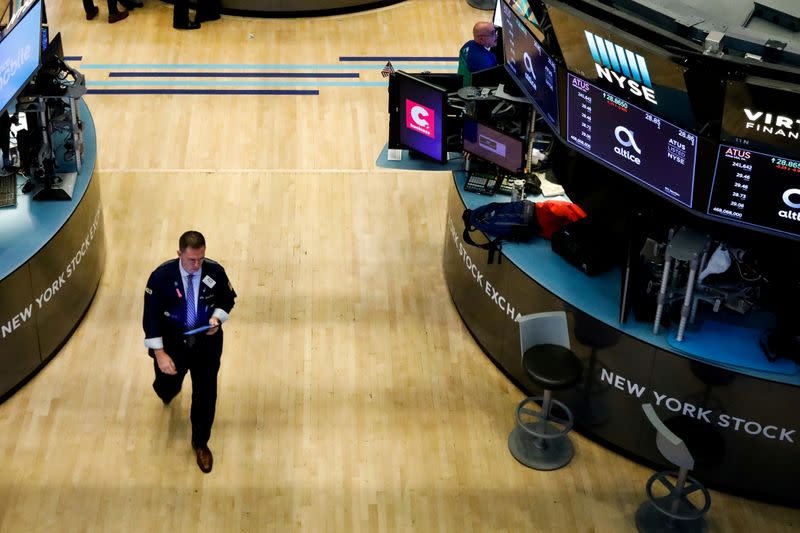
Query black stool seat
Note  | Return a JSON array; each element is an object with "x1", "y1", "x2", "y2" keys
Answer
[{"x1": 523, "y1": 344, "x2": 582, "y2": 390}]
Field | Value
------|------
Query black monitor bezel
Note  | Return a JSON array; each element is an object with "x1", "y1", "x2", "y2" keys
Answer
[
  {"x1": 394, "y1": 70, "x2": 449, "y2": 164},
  {"x1": 500, "y1": 2, "x2": 561, "y2": 132},
  {"x1": 462, "y1": 116, "x2": 526, "y2": 174}
]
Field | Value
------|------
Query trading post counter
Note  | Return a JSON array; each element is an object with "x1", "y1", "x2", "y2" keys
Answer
[
  {"x1": 0, "y1": 100, "x2": 104, "y2": 403},
  {"x1": 444, "y1": 171, "x2": 800, "y2": 505},
  {"x1": 205, "y1": 0, "x2": 403, "y2": 16}
]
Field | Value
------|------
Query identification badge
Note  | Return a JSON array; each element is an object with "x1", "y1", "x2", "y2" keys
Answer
[{"x1": 203, "y1": 275, "x2": 216, "y2": 288}]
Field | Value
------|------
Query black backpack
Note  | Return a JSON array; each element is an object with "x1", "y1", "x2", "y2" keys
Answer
[{"x1": 462, "y1": 200, "x2": 540, "y2": 264}]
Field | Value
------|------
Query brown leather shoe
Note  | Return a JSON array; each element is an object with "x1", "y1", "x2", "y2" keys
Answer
[
  {"x1": 194, "y1": 445, "x2": 213, "y2": 473},
  {"x1": 86, "y1": 5, "x2": 99, "y2": 20},
  {"x1": 108, "y1": 11, "x2": 129, "y2": 24}
]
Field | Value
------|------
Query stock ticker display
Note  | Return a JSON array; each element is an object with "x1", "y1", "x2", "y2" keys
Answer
[
  {"x1": 566, "y1": 73, "x2": 698, "y2": 207},
  {"x1": 501, "y1": 1, "x2": 559, "y2": 129},
  {"x1": 708, "y1": 146, "x2": 800, "y2": 238}
]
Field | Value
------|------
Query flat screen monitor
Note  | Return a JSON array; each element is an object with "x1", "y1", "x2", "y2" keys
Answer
[
  {"x1": 493, "y1": 0, "x2": 502, "y2": 27},
  {"x1": 707, "y1": 145, "x2": 800, "y2": 239},
  {"x1": 396, "y1": 70, "x2": 448, "y2": 163},
  {"x1": 721, "y1": 77, "x2": 800, "y2": 160},
  {"x1": 462, "y1": 117, "x2": 525, "y2": 173},
  {"x1": 0, "y1": 0, "x2": 42, "y2": 113},
  {"x1": 545, "y1": 0, "x2": 694, "y2": 129},
  {"x1": 500, "y1": 1, "x2": 559, "y2": 130},
  {"x1": 566, "y1": 73, "x2": 697, "y2": 208},
  {"x1": 503, "y1": 0, "x2": 541, "y2": 34}
]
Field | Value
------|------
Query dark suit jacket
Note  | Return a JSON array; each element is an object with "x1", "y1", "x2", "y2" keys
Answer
[{"x1": 143, "y1": 258, "x2": 236, "y2": 357}]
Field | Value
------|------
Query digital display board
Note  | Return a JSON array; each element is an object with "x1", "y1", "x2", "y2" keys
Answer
[
  {"x1": 566, "y1": 73, "x2": 698, "y2": 207},
  {"x1": 501, "y1": 1, "x2": 559, "y2": 129},
  {"x1": 708, "y1": 145, "x2": 800, "y2": 238},
  {"x1": 545, "y1": 0, "x2": 694, "y2": 128},
  {"x1": 462, "y1": 117, "x2": 525, "y2": 173},
  {"x1": 396, "y1": 71, "x2": 447, "y2": 163},
  {"x1": 0, "y1": 0, "x2": 42, "y2": 113},
  {"x1": 721, "y1": 78, "x2": 800, "y2": 159}
]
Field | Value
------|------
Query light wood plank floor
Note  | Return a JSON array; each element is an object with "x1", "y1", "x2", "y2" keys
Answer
[{"x1": 0, "y1": 1, "x2": 798, "y2": 531}]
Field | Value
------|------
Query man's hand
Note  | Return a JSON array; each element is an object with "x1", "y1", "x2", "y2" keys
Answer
[
  {"x1": 206, "y1": 317, "x2": 221, "y2": 335},
  {"x1": 155, "y1": 349, "x2": 177, "y2": 375}
]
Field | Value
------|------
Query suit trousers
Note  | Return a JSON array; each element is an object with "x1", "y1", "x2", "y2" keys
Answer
[
  {"x1": 152, "y1": 331, "x2": 223, "y2": 447},
  {"x1": 173, "y1": 0, "x2": 221, "y2": 25}
]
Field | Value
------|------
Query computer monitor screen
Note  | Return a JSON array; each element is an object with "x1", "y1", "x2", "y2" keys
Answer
[
  {"x1": 566, "y1": 73, "x2": 697, "y2": 208},
  {"x1": 396, "y1": 71, "x2": 448, "y2": 163},
  {"x1": 545, "y1": 0, "x2": 694, "y2": 129},
  {"x1": 503, "y1": 0, "x2": 541, "y2": 34},
  {"x1": 500, "y1": 1, "x2": 559, "y2": 130},
  {"x1": 0, "y1": 0, "x2": 42, "y2": 113},
  {"x1": 41, "y1": 32, "x2": 63, "y2": 66},
  {"x1": 721, "y1": 78, "x2": 800, "y2": 159},
  {"x1": 707, "y1": 145, "x2": 800, "y2": 239},
  {"x1": 463, "y1": 117, "x2": 525, "y2": 173}
]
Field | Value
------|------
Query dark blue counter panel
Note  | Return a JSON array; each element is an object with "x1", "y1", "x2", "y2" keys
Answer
[
  {"x1": 455, "y1": 170, "x2": 798, "y2": 384},
  {"x1": 444, "y1": 171, "x2": 800, "y2": 505},
  {"x1": 0, "y1": 100, "x2": 105, "y2": 402},
  {"x1": 0, "y1": 101, "x2": 97, "y2": 280}
]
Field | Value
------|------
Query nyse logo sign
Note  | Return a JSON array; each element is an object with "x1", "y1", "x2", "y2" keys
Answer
[
  {"x1": 405, "y1": 99, "x2": 435, "y2": 138},
  {"x1": 584, "y1": 30, "x2": 657, "y2": 105}
]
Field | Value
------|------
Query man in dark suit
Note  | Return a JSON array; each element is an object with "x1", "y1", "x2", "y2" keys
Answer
[
  {"x1": 143, "y1": 230, "x2": 236, "y2": 473},
  {"x1": 173, "y1": 0, "x2": 221, "y2": 30}
]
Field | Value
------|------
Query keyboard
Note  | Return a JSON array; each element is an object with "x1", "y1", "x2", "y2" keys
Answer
[
  {"x1": 464, "y1": 172, "x2": 517, "y2": 196},
  {"x1": 464, "y1": 172, "x2": 498, "y2": 195},
  {"x1": 0, "y1": 173, "x2": 16, "y2": 208},
  {"x1": 496, "y1": 178, "x2": 514, "y2": 195}
]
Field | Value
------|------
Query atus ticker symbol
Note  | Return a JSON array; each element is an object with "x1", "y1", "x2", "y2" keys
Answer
[{"x1": 615, "y1": 126, "x2": 641, "y2": 154}]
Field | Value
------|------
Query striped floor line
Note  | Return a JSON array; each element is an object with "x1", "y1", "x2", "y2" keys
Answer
[
  {"x1": 79, "y1": 63, "x2": 455, "y2": 71},
  {"x1": 108, "y1": 72, "x2": 361, "y2": 78},
  {"x1": 86, "y1": 89, "x2": 319, "y2": 95},
  {"x1": 87, "y1": 80, "x2": 386, "y2": 87},
  {"x1": 338, "y1": 56, "x2": 459, "y2": 61}
]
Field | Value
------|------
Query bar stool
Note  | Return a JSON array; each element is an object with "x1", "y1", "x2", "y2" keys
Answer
[
  {"x1": 652, "y1": 227, "x2": 711, "y2": 342},
  {"x1": 508, "y1": 311, "x2": 583, "y2": 470},
  {"x1": 466, "y1": 0, "x2": 495, "y2": 9},
  {"x1": 636, "y1": 403, "x2": 711, "y2": 533}
]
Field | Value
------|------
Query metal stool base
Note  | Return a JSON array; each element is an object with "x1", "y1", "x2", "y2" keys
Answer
[
  {"x1": 635, "y1": 500, "x2": 707, "y2": 533},
  {"x1": 508, "y1": 425, "x2": 574, "y2": 470},
  {"x1": 466, "y1": 0, "x2": 496, "y2": 9}
]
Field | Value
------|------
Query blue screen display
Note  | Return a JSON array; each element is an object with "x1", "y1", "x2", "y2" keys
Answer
[
  {"x1": 397, "y1": 72, "x2": 446, "y2": 162},
  {"x1": 0, "y1": 0, "x2": 42, "y2": 112},
  {"x1": 566, "y1": 73, "x2": 697, "y2": 207},
  {"x1": 501, "y1": 2, "x2": 559, "y2": 130}
]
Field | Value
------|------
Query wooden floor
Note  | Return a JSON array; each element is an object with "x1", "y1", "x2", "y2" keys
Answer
[{"x1": 0, "y1": 1, "x2": 798, "y2": 531}]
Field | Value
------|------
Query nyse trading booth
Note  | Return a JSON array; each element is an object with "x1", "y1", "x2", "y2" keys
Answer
[{"x1": 443, "y1": 0, "x2": 800, "y2": 504}]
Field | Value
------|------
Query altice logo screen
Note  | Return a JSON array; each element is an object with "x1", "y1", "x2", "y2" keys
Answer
[
  {"x1": 0, "y1": 0, "x2": 41, "y2": 111},
  {"x1": 584, "y1": 30, "x2": 656, "y2": 105}
]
